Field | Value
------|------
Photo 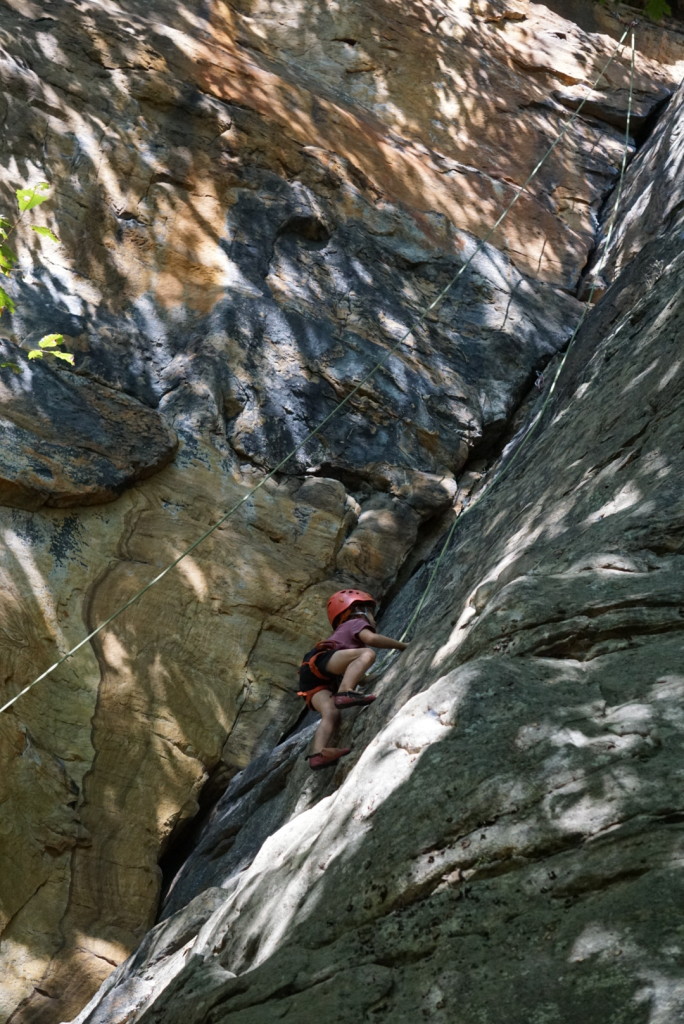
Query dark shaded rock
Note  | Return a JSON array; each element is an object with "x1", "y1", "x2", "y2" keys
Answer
[
  {"x1": 0, "y1": 343, "x2": 177, "y2": 509},
  {"x1": 161, "y1": 729, "x2": 313, "y2": 919}
]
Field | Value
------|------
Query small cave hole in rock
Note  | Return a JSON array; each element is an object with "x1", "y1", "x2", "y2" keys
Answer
[{"x1": 277, "y1": 215, "x2": 332, "y2": 250}]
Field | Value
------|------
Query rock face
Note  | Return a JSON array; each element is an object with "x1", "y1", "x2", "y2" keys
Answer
[
  {"x1": 0, "y1": 1, "x2": 682, "y2": 1022},
  {"x1": 67, "y1": 71, "x2": 684, "y2": 1024},
  {"x1": 0, "y1": 342, "x2": 178, "y2": 508}
]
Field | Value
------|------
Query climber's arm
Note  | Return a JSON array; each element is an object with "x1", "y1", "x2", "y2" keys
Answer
[{"x1": 358, "y1": 628, "x2": 407, "y2": 651}]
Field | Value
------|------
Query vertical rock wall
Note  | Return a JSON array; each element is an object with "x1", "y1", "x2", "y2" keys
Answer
[
  {"x1": 68, "y1": 70, "x2": 684, "y2": 1024},
  {"x1": 0, "y1": 1, "x2": 682, "y2": 1022}
]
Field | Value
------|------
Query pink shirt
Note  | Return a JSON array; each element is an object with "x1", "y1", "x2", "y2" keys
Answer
[{"x1": 325, "y1": 616, "x2": 375, "y2": 650}]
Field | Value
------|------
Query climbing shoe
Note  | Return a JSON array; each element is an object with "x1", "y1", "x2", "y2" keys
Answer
[
  {"x1": 306, "y1": 747, "x2": 351, "y2": 770},
  {"x1": 334, "y1": 690, "x2": 377, "y2": 708}
]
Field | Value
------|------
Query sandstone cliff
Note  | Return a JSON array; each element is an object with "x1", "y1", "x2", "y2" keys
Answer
[
  {"x1": 68, "y1": 68, "x2": 684, "y2": 1024},
  {"x1": 0, "y1": 1, "x2": 682, "y2": 1023}
]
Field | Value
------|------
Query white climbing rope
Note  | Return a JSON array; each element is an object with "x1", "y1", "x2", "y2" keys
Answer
[
  {"x1": 0, "y1": 23, "x2": 637, "y2": 715},
  {"x1": 393, "y1": 25, "x2": 638, "y2": 648}
]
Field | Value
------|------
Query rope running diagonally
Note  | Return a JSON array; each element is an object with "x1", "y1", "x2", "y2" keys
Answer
[
  {"x1": 395, "y1": 24, "x2": 638, "y2": 647},
  {"x1": 0, "y1": 24, "x2": 636, "y2": 715}
]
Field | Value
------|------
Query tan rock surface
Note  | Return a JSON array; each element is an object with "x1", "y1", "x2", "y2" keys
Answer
[
  {"x1": 66, "y1": 73, "x2": 684, "y2": 1024},
  {"x1": 0, "y1": 1, "x2": 680, "y2": 1022},
  {"x1": 0, "y1": 458, "x2": 366, "y2": 1021}
]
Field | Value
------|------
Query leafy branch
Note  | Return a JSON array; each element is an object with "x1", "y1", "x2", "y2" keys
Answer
[
  {"x1": 600, "y1": 0, "x2": 672, "y2": 21},
  {"x1": 27, "y1": 332, "x2": 73, "y2": 363},
  {"x1": 0, "y1": 181, "x2": 74, "y2": 373},
  {"x1": 642, "y1": 0, "x2": 672, "y2": 19}
]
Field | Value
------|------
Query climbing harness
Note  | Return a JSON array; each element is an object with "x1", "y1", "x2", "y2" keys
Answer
[
  {"x1": 0, "y1": 24, "x2": 638, "y2": 715},
  {"x1": 297, "y1": 684, "x2": 333, "y2": 709},
  {"x1": 297, "y1": 643, "x2": 338, "y2": 708},
  {"x1": 300, "y1": 642, "x2": 337, "y2": 681}
]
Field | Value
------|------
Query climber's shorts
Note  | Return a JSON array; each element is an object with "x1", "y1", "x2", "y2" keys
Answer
[{"x1": 297, "y1": 649, "x2": 340, "y2": 708}]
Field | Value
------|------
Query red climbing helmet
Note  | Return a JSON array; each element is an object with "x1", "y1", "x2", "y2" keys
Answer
[{"x1": 327, "y1": 589, "x2": 377, "y2": 628}]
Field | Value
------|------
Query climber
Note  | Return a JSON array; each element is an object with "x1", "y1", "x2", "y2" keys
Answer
[{"x1": 298, "y1": 589, "x2": 408, "y2": 770}]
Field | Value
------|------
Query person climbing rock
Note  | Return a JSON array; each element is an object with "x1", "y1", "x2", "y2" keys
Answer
[{"x1": 298, "y1": 589, "x2": 408, "y2": 770}]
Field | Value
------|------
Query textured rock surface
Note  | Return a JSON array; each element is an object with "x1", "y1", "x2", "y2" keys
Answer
[
  {"x1": 0, "y1": 1, "x2": 682, "y2": 1022},
  {"x1": 66, "y1": 72, "x2": 684, "y2": 1024},
  {"x1": 0, "y1": 342, "x2": 178, "y2": 508}
]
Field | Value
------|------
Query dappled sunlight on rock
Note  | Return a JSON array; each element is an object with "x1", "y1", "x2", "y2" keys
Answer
[
  {"x1": 175, "y1": 556, "x2": 208, "y2": 601},
  {"x1": 587, "y1": 483, "x2": 652, "y2": 524},
  {"x1": 2, "y1": 528, "x2": 66, "y2": 648},
  {"x1": 100, "y1": 633, "x2": 131, "y2": 673},
  {"x1": 1, "y1": 0, "x2": 684, "y2": 1021},
  {"x1": 569, "y1": 922, "x2": 633, "y2": 963}
]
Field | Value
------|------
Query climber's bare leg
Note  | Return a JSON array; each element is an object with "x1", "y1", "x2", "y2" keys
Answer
[
  {"x1": 325, "y1": 648, "x2": 376, "y2": 692},
  {"x1": 310, "y1": 688, "x2": 342, "y2": 753}
]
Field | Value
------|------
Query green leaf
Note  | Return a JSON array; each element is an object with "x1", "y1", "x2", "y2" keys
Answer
[
  {"x1": 30, "y1": 335, "x2": 74, "y2": 365},
  {"x1": 0, "y1": 285, "x2": 16, "y2": 314},
  {"x1": 644, "y1": 0, "x2": 671, "y2": 18},
  {"x1": 49, "y1": 350, "x2": 74, "y2": 364},
  {"x1": 0, "y1": 243, "x2": 16, "y2": 275},
  {"x1": 0, "y1": 360, "x2": 21, "y2": 373},
  {"x1": 0, "y1": 217, "x2": 9, "y2": 239},
  {"x1": 16, "y1": 181, "x2": 50, "y2": 213},
  {"x1": 31, "y1": 225, "x2": 60, "y2": 244},
  {"x1": 38, "y1": 333, "x2": 64, "y2": 348}
]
